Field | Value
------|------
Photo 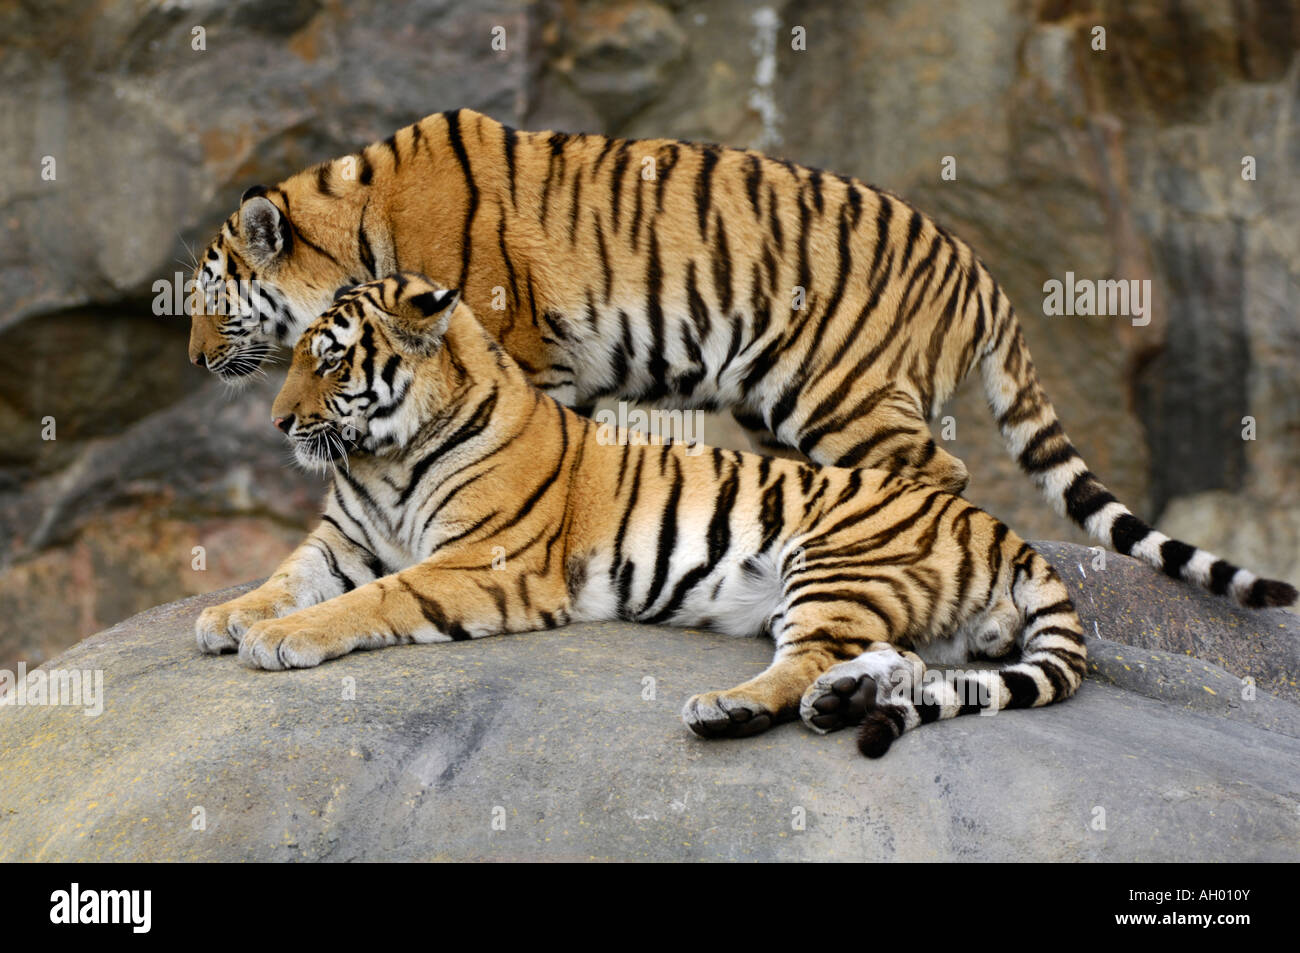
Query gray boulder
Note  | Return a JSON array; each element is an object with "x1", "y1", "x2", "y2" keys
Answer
[{"x1": 1, "y1": 542, "x2": 1296, "y2": 862}]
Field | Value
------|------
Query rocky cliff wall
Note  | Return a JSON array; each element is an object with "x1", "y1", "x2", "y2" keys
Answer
[{"x1": 2, "y1": 0, "x2": 1297, "y2": 665}]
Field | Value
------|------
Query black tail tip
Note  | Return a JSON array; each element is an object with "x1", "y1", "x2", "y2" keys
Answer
[
  {"x1": 856, "y1": 711, "x2": 897, "y2": 758},
  {"x1": 1244, "y1": 578, "x2": 1298, "y2": 609}
]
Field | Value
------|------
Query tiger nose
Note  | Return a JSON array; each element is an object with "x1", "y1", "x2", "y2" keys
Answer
[
  {"x1": 273, "y1": 414, "x2": 295, "y2": 434},
  {"x1": 191, "y1": 352, "x2": 206, "y2": 368}
]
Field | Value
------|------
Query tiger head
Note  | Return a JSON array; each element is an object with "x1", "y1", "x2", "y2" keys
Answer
[
  {"x1": 271, "y1": 273, "x2": 463, "y2": 472},
  {"x1": 187, "y1": 184, "x2": 356, "y2": 382}
]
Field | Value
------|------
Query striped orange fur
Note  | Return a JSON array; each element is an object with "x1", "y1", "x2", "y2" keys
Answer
[
  {"x1": 187, "y1": 109, "x2": 1295, "y2": 609},
  {"x1": 197, "y1": 275, "x2": 1091, "y2": 756}
]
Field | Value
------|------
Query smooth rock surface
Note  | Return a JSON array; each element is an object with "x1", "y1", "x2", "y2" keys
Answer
[{"x1": 2, "y1": 542, "x2": 1297, "y2": 862}]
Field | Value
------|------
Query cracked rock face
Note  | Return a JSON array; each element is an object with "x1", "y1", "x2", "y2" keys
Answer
[
  {"x1": 0, "y1": 542, "x2": 1296, "y2": 862},
  {"x1": 2, "y1": 1, "x2": 1297, "y2": 670}
]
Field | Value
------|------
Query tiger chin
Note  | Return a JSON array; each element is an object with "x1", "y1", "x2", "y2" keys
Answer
[{"x1": 197, "y1": 273, "x2": 1095, "y2": 758}]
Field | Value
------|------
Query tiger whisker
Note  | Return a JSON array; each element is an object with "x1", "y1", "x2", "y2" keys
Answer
[
  {"x1": 327, "y1": 428, "x2": 350, "y2": 476},
  {"x1": 175, "y1": 233, "x2": 200, "y2": 273}
]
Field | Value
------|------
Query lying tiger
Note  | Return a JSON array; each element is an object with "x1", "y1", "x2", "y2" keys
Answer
[
  {"x1": 186, "y1": 109, "x2": 1296, "y2": 610},
  {"x1": 196, "y1": 273, "x2": 1090, "y2": 757}
]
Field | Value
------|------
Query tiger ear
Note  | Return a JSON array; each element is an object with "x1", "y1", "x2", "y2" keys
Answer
[
  {"x1": 390, "y1": 286, "x2": 460, "y2": 355},
  {"x1": 407, "y1": 287, "x2": 460, "y2": 318},
  {"x1": 239, "y1": 192, "x2": 290, "y2": 265}
]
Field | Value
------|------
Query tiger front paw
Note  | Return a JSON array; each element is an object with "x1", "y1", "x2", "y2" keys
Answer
[
  {"x1": 238, "y1": 617, "x2": 339, "y2": 671},
  {"x1": 681, "y1": 691, "x2": 776, "y2": 739},
  {"x1": 195, "y1": 593, "x2": 286, "y2": 655}
]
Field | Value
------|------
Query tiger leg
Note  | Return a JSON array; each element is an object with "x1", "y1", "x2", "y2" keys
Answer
[
  {"x1": 800, "y1": 389, "x2": 969, "y2": 492},
  {"x1": 803, "y1": 551, "x2": 1086, "y2": 757},
  {"x1": 196, "y1": 520, "x2": 379, "y2": 655},
  {"x1": 681, "y1": 604, "x2": 892, "y2": 739},
  {"x1": 238, "y1": 561, "x2": 569, "y2": 670},
  {"x1": 731, "y1": 410, "x2": 810, "y2": 462}
]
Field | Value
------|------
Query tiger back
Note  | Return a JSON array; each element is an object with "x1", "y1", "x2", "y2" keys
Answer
[{"x1": 186, "y1": 108, "x2": 1296, "y2": 612}]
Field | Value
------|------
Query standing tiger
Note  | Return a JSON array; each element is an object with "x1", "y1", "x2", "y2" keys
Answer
[
  {"x1": 197, "y1": 274, "x2": 1090, "y2": 757},
  {"x1": 187, "y1": 108, "x2": 1296, "y2": 610}
]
